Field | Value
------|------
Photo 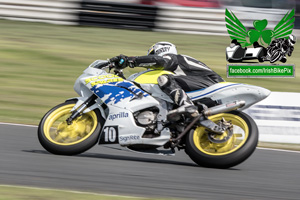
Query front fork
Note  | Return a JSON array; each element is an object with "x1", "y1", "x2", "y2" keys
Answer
[{"x1": 66, "y1": 94, "x2": 98, "y2": 125}]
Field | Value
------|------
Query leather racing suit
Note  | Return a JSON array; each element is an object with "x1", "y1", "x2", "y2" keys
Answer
[{"x1": 128, "y1": 53, "x2": 224, "y2": 110}]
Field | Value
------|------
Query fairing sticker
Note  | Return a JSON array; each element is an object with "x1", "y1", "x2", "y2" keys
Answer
[{"x1": 91, "y1": 80, "x2": 149, "y2": 105}]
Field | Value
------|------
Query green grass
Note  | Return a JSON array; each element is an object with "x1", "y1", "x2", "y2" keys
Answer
[
  {"x1": 0, "y1": 19, "x2": 299, "y2": 125},
  {"x1": 258, "y1": 142, "x2": 300, "y2": 151},
  {"x1": 0, "y1": 19, "x2": 299, "y2": 199},
  {"x1": 0, "y1": 185, "x2": 176, "y2": 200}
]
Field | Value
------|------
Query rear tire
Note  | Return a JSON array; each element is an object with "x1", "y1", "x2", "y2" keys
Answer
[
  {"x1": 185, "y1": 111, "x2": 258, "y2": 168},
  {"x1": 38, "y1": 100, "x2": 104, "y2": 155}
]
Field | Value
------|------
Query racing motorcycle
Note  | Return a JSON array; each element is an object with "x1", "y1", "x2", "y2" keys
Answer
[{"x1": 38, "y1": 60, "x2": 270, "y2": 168}]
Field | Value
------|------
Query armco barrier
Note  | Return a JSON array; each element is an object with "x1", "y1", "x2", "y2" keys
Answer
[
  {"x1": 244, "y1": 92, "x2": 300, "y2": 144},
  {"x1": 0, "y1": 1, "x2": 298, "y2": 36},
  {"x1": 0, "y1": 0, "x2": 80, "y2": 25},
  {"x1": 79, "y1": 0, "x2": 158, "y2": 30},
  {"x1": 154, "y1": 6, "x2": 227, "y2": 35},
  {"x1": 154, "y1": 6, "x2": 292, "y2": 36}
]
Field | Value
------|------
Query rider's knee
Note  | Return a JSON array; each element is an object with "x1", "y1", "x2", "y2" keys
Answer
[
  {"x1": 157, "y1": 75, "x2": 170, "y2": 89},
  {"x1": 157, "y1": 74, "x2": 181, "y2": 94}
]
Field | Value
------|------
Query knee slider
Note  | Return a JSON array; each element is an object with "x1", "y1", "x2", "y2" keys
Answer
[{"x1": 157, "y1": 75, "x2": 170, "y2": 89}]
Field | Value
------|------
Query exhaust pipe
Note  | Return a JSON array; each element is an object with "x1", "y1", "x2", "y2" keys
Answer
[
  {"x1": 204, "y1": 100, "x2": 245, "y2": 117},
  {"x1": 170, "y1": 100, "x2": 246, "y2": 144}
]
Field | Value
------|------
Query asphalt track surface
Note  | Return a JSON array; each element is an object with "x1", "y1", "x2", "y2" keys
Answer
[{"x1": 1, "y1": 123, "x2": 300, "y2": 200}]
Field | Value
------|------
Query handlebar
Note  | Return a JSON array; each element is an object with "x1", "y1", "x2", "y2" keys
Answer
[
  {"x1": 93, "y1": 61, "x2": 112, "y2": 69},
  {"x1": 92, "y1": 60, "x2": 126, "y2": 79}
]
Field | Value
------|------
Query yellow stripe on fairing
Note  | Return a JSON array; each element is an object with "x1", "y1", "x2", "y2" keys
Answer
[{"x1": 134, "y1": 70, "x2": 174, "y2": 84}]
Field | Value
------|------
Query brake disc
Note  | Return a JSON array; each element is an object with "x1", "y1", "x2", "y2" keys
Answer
[{"x1": 207, "y1": 118, "x2": 233, "y2": 144}]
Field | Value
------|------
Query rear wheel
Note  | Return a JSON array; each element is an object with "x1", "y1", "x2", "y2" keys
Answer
[
  {"x1": 270, "y1": 50, "x2": 282, "y2": 63},
  {"x1": 185, "y1": 111, "x2": 258, "y2": 168},
  {"x1": 38, "y1": 100, "x2": 104, "y2": 155}
]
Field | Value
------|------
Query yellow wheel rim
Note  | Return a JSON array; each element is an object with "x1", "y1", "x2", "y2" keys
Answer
[
  {"x1": 43, "y1": 104, "x2": 98, "y2": 146},
  {"x1": 193, "y1": 113, "x2": 249, "y2": 156}
]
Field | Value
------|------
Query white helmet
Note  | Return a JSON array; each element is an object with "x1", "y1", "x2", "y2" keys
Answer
[
  {"x1": 147, "y1": 42, "x2": 177, "y2": 56},
  {"x1": 289, "y1": 34, "x2": 296, "y2": 45}
]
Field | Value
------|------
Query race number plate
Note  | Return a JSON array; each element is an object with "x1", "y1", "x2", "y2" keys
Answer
[{"x1": 99, "y1": 126, "x2": 119, "y2": 144}]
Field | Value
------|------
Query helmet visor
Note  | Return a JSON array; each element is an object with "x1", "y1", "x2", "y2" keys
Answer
[{"x1": 147, "y1": 45, "x2": 155, "y2": 55}]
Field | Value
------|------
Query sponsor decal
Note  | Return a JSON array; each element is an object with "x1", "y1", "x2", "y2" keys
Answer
[
  {"x1": 119, "y1": 135, "x2": 140, "y2": 142},
  {"x1": 108, "y1": 112, "x2": 129, "y2": 121},
  {"x1": 91, "y1": 80, "x2": 149, "y2": 105},
  {"x1": 226, "y1": 102, "x2": 236, "y2": 107},
  {"x1": 138, "y1": 62, "x2": 157, "y2": 67},
  {"x1": 85, "y1": 74, "x2": 124, "y2": 86},
  {"x1": 156, "y1": 47, "x2": 170, "y2": 55}
]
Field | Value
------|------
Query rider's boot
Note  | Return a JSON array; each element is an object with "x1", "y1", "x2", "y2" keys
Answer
[
  {"x1": 166, "y1": 88, "x2": 199, "y2": 121},
  {"x1": 166, "y1": 88, "x2": 227, "y2": 134},
  {"x1": 166, "y1": 88, "x2": 230, "y2": 135}
]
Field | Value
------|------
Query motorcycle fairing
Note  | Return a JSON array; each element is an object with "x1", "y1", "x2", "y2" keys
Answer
[
  {"x1": 75, "y1": 67, "x2": 159, "y2": 112},
  {"x1": 187, "y1": 82, "x2": 270, "y2": 110},
  {"x1": 91, "y1": 80, "x2": 149, "y2": 105},
  {"x1": 128, "y1": 69, "x2": 174, "y2": 84},
  {"x1": 127, "y1": 69, "x2": 174, "y2": 103},
  {"x1": 99, "y1": 106, "x2": 170, "y2": 146}
]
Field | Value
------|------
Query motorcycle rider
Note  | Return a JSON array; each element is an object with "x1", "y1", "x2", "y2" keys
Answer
[
  {"x1": 109, "y1": 42, "x2": 224, "y2": 121},
  {"x1": 265, "y1": 34, "x2": 296, "y2": 63}
]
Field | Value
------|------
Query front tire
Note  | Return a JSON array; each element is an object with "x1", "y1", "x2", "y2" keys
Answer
[
  {"x1": 38, "y1": 100, "x2": 104, "y2": 155},
  {"x1": 185, "y1": 111, "x2": 258, "y2": 168}
]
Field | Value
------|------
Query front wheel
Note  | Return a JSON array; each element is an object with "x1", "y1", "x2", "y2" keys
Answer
[
  {"x1": 185, "y1": 111, "x2": 258, "y2": 168},
  {"x1": 38, "y1": 100, "x2": 104, "y2": 155}
]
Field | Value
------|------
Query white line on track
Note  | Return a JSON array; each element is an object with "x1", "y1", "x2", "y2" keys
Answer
[
  {"x1": 1, "y1": 122, "x2": 300, "y2": 154},
  {"x1": 0, "y1": 122, "x2": 37, "y2": 128},
  {"x1": 257, "y1": 147, "x2": 300, "y2": 154},
  {"x1": 0, "y1": 184, "x2": 142, "y2": 199}
]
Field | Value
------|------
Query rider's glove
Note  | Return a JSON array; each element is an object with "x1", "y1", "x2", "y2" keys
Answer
[
  {"x1": 109, "y1": 54, "x2": 128, "y2": 69},
  {"x1": 109, "y1": 55, "x2": 137, "y2": 69},
  {"x1": 127, "y1": 57, "x2": 136, "y2": 68}
]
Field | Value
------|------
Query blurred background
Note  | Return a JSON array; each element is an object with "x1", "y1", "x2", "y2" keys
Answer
[{"x1": 0, "y1": 0, "x2": 299, "y2": 125}]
